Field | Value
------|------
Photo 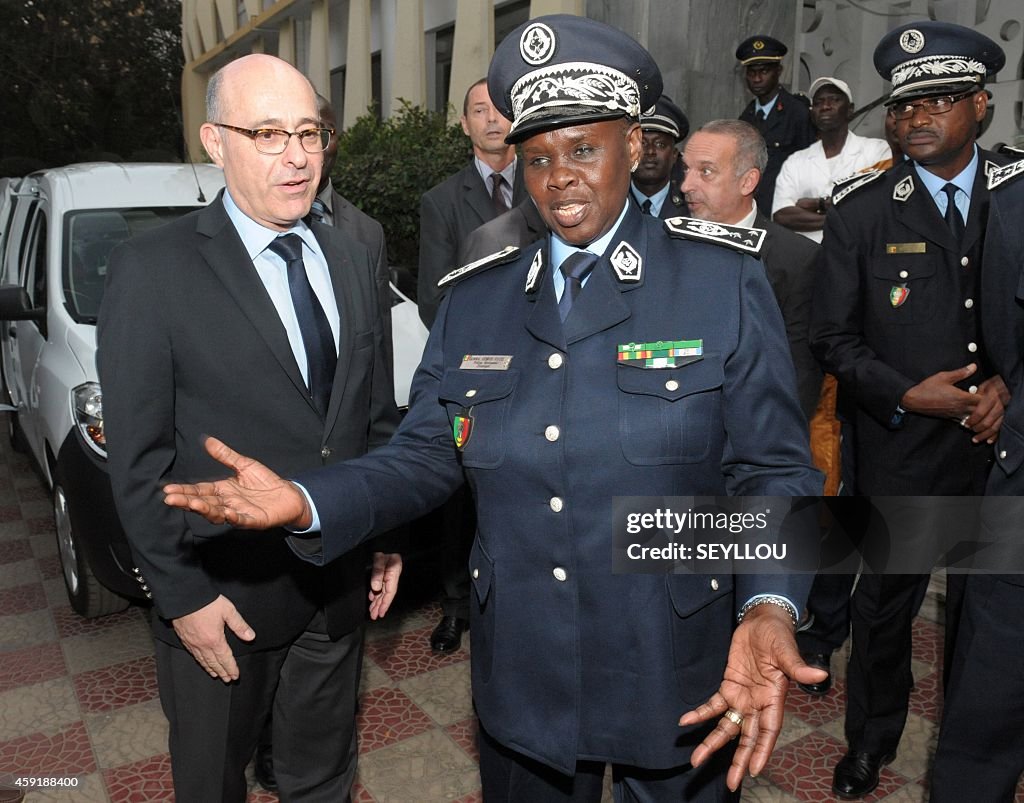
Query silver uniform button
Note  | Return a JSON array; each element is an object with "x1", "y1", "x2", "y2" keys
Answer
[
  {"x1": 553, "y1": 567, "x2": 567, "y2": 582},
  {"x1": 964, "y1": 298, "x2": 974, "y2": 309},
  {"x1": 545, "y1": 425, "x2": 560, "y2": 442},
  {"x1": 1000, "y1": 450, "x2": 1008, "y2": 459},
  {"x1": 969, "y1": 385, "x2": 978, "y2": 394},
  {"x1": 899, "y1": 270, "x2": 908, "y2": 279},
  {"x1": 665, "y1": 379, "x2": 679, "y2": 392},
  {"x1": 465, "y1": 389, "x2": 477, "y2": 398},
  {"x1": 967, "y1": 342, "x2": 978, "y2": 353},
  {"x1": 961, "y1": 256, "x2": 969, "y2": 267},
  {"x1": 548, "y1": 353, "x2": 564, "y2": 369},
  {"x1": 711, "y1": 578, "x2": 719, "y2": 591},
  {"x1": 549, "y1": 497, "x2": 564, "y2": 512},
  {"x1": 472, "y1": 568, "x2": 479, "y2": 579},
  {"x1": 321, "y1": 446, "x2": 332, "y2": 458}
]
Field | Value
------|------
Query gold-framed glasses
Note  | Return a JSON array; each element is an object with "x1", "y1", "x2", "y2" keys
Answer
[{"x1": 213, "y1": 123, "x2": 334, "y2": 154}]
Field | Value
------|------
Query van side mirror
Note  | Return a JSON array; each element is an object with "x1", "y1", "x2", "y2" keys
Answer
[{"x1": 0, "y1": 285, "x2": 45, "y2": 322}]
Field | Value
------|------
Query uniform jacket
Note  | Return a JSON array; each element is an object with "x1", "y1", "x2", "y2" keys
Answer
[
  {"x1": 289, "y1": 204, "x2": 822, "y2": 774},
  {"x1": 457, "y1": 197, "x2": 546, "y2": 265},
  {"x1": 809, "y1": 151, "x2": 1008, "y2": 495},
  {"x1": 740, "y1": 87, "x2": 814, "y2": 216},
  {"x1": 97, "y1": 193, "x2": 399, "y2": 650},
  {"x1": 417, "y1": 159, "x2": 527, "y2": 327},
  {"x1": 757, "y1": 212, "x2": 822, "y2": 420}
]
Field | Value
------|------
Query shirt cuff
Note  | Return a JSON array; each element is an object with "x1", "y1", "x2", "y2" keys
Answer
[{"x1": 287, "y1": 481, "x2": 322, "y2": 533}]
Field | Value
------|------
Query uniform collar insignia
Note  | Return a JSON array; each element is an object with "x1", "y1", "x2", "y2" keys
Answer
[
  {"x1": 893, "y1": 175, "x2": 915, "y2": 202},
  {"x1": 524, "y1": 248, "x2": 545, "y2": 293},
  {"x1": 663, "y1": 216, "x2": 766, "y2": 256},
  {"x1": 610, "y1": 240, "x2": 642, "y2": 283},
  {"x1": 832, "y1": 169, "x2": 885, "y2": 205},
  {"x1": 439, "y1": 245, "x2": 520, "y2": 288},
  {"x1": 988, "y1": 159, "x2": 1024, "y2": 191}
]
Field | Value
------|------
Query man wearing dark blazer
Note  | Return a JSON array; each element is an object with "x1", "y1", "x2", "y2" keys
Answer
[
  {"x1": 416, "y1": 77, "x2": 526, "y2": 328},
  {"x1": 809, "y1": 22, "x2": 1008, "y2": 798},
  {"x1": 97, "y1": 55, "x2": 400, "y2": 802},
  {"x1": 631, "y1": 95, "x2": 690, "y2": 219},
  {"x1": 681, "y1": 119, "x2": 821, "y2": 421},
  {"x1": 930, "y1": 157, "x2": 1024, "y2": 803},
  {"x1": 457, "y1": 197, "x2": 546, "y2": 265},
  {"x1": 736, "y1": 36, "x2": 815, "y2": 217}
]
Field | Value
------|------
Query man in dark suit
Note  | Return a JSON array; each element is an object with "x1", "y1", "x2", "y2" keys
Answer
[
  {"x1": 681, "y1": 118, "x2": 821, "y2": 421},
  {"x1": 631, "y1": 95, "x2": 689, "y2": 219},
  {"x1": 457, "y1": 197, "x2": 546, "y2": 265},
  {"x1": 97, "y1": 54, "x2": 401, "y2": 802},
  {"x1": 929, "y1": 156, "x2": 1024, "y2": 803},
  {"x1": 417, "y1": 77, "x2": 526, "y2": 654},
  {"x1": 736, "y1": 35, "x2": 815, "y2": 217},
  {"x1": 416, "y1": 77, "x2": 526, "y2": 327},
  {"x1": 163, "y1": 16, "x2": 826, "y2": 801},
  {"x1": 809, "y1": 22, "x2": 1009, "y2": 798}
]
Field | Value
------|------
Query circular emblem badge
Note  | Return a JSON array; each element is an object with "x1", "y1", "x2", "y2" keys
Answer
[
  {"x1": 753, "y1": 40, "x2": 765, "y2": 50},
  {"x1": 520, "y1": 22, "x2": 556, "y2": 65},
  {"x1": 899, "y1": 29, "x2": 925, "y2": 54}
]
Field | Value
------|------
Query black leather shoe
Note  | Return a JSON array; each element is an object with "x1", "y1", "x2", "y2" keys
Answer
[
  {"x1": 430, "y1": 616, "x2": 468, "y2": 653},
  {"x1": 797, "y1": 652, "x2": 832, "y2": 696},
  {"x1": 832, "y1": 749, "x2": 895, "y2": 799},
  {"x1": 253, "y1": 744, "x2": 277, "y2": 793}
]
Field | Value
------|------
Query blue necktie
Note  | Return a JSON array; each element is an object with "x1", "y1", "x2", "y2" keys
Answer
[
  {"x1": 558, "y1": 252, "x2": 597, "y2": 322},
  {"x1": 942, "y1": 183, "x2": 965, "y2": 243},
  {"x1": 309, "y1": 198, "x2": 329, "y2": 224},
  {"x1": 267, "y1": 234, "x2": 337, "y2": 415}
]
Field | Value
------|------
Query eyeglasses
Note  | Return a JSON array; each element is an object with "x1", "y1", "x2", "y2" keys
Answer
[
  {"x1": 886, "y1": 91, "x2": 977, "y2": 121},
  {"x1": 213, "y1": 123, "x2": 334, "y2": 154}
]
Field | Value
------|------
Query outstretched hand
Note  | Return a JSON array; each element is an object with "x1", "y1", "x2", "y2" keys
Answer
[
  {"x1": 163, "y1": 436, "x2": 311, "y2": 530},
  {"x1": 678, "y1": 605, "x2": 828, "y2": 791}
]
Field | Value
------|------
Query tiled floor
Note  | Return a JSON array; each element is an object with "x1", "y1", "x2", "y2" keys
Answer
[{"x1": 0, "y1": 421, "x2": 1019, "y2": 802}]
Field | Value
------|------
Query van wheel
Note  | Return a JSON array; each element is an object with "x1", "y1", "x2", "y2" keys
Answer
[{"x1": 54, "y1": 482, "x2": 128, "y2": 618}]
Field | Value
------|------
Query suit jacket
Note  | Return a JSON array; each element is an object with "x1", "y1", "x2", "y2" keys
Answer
[
  {"x1": 810, "y1": 151, "x2": 1008, "y2": 495},
  {"x1": 740, "y1": 87, "x2": 815, "y2": 216},
  {"x1": 757, "y1": 211, "x2": 822, "y2": 420},
  {"x1": 97, "y1": 192, "x2": 399, "y2": 651},
  {"x1": 456, "y1": 197, "x2": 546, "y2": 265},
  {"x1": 289, "y1": 205, "x2": 821, "y2": 773},
  {"x1": 417, "y1": 159, "x2": 526, "y2": 327}
]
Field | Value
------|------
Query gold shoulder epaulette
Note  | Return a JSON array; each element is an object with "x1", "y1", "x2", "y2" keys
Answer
[
  {"x1": 831, "y1": 169, "x2": 885, "y2": 205},
  {"x1": 664, "y1": 217, "x2": 765, "y2": 256},
  {"x1": 438, "y1": 245, "x2": 520, "y2": 288}
]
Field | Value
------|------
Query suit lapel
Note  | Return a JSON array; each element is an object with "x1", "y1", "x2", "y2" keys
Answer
[
  {"x1": 464, "y1": 165, "x2": 496, "y2": 227},
  {"x1": 891, "y1": 164, "x2": 957, "y2": 254},
  {"x1": 196, "y1": 199, "x2": 313, "y2": 410},
  {"x1": 314, "y1": 223, "x2": 359, "y2": 434}
]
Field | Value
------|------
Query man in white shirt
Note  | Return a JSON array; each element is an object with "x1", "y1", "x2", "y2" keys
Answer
[{"x1": 772, "y1": 77, "x2": 890, "y2": 243}]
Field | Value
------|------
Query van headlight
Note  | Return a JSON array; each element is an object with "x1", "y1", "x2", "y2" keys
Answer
[{"x1": 72, "y1": 382, "x2": 106, "y2": 457}]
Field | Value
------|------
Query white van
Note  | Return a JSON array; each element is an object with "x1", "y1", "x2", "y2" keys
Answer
[{"x1": 0, "y1": 163, "x2": 426, "y2": 617}]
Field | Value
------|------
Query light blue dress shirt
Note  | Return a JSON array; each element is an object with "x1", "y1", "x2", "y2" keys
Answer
[{"x1": 913, "y1": 144, "x2": 978, "y2": 226}]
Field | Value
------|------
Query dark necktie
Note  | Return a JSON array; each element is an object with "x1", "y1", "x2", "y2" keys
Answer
[
  {"x1": 557, "y1": 252, "x2": 597, "y2": 322},
  {"x1": 641, "y1": 198, "x2": 653, "y2": 215},
  {"x1": 267, "y1": 234, "x2": 337, "y2": 415},
  {"x1": 755, "y1": 109, "x2": 766, "y2": 130},
  {"x1": 490, "y1": 172, "x2": 509, "y2": 215},
  {"x1": 309, "y1": 198, "x2": 329, "y2": 224},
  {"x1": 942, "y1": 183, "x2": 965, "y2": 243}
]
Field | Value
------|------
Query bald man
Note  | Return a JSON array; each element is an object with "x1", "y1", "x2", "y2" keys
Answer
[{"x1": 98, "y1": 55, "x2": 401, "y2": 802}]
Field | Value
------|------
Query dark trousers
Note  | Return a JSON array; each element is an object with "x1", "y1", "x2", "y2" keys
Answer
[
  {"x1": 478, "y1": 724, "x2": 739, "y2": 803},
  {"x1": 931, "y1": 575, "x2": 1024, "y2": 802},
  {"x1": 155, "y1": 610, "x2": 363, "y2": 803}
]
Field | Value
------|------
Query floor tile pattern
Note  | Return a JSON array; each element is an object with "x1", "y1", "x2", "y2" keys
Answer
[{"x1": 0, "y1": 419, "x2": 1021, "y2": 801}]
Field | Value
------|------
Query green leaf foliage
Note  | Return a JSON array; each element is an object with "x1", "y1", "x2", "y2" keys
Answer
[{"x1": 332, "y1": 101, "x2": 471, "y2": 270}]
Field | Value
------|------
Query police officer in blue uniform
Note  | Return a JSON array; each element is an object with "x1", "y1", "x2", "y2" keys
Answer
[
  {"x1": 810, "y1": 20, "x2": 1009, "y2": 799},
  {"x1": 163, "y1": 15, "x2": 825, "y2": 801},
  {"x1": 737, "y1": 36, "x2": 814, "y2": 217},
  {"x1": 632, "y1": 95, "x2": 689, "y2": 219}
]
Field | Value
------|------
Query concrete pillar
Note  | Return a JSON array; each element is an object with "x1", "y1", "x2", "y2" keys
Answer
[
  {"x1": 343, "y1": 0, "x2": 373, "y2": 128},
  {"x1": 181, "y1": 65, "x2": 209, "y2": 165},
  {"x1": 308, "y1": 0, "x2": 330, "y2": 97},
  {"x1": 388, "y1": 0, "x2": 426, "y2": 115},
  {"x1": 531, "y1": 0, "x2": 583, "y2": 16},
  {"x1": 278, "y1": 15, "x2": 296, "y2": 64},
  {"x1": 214, "y1": 0, "x2": 236, "y2": 39},
  {"x1": 447, "y1": 0, "x2": 494, "y2": 123}
]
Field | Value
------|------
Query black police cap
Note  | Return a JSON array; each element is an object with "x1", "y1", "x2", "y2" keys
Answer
[
  {"x1": 735, "y1": 35, "x2": 787, "y2": 66},
  {"x1": 487, "y1": 15, "x2": 662, "y2": 145},
  {"x1": 874, "y1": 20, "x2": 1005, "y2": 102},
  {"x1": 641, "y1": 95, "x2": 689, "y2": 141}
]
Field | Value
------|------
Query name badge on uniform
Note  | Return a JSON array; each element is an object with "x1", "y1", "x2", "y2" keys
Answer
[
  {"x1": 453, "y1": 409, "x2": 474, "y2": 450},
  {"x1": 460, "y1": 355, "x2": 513, "y2": 370},
  {"x1": 890, "y1": 285, "x2": 910, "y2": 307},
  {"x1": 617, "y1": 339, "x2": 703, "y2": 368},
  {"x1": 886, "y1": 242, "x2": 926, "y2": 254}
]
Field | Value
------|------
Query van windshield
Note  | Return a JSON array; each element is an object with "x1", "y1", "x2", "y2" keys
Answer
[{"x1": 63, "y1": 208, "x2": 199, "y2": 323}]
